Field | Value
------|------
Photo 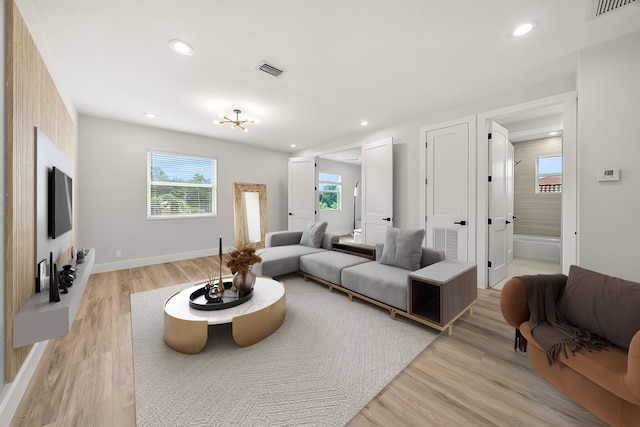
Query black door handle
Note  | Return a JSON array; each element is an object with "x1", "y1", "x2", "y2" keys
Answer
[
  {"x1": 454, "y1": 220, "x2": 466, "y2": 226},
  {"x1": 382, "y1": 217, "x2": 392, "y2": 222},
  {"x1": 288, "y1": 213, "x2": 293, "y2": 216},
  {"x1": 506, "y1": 220, "x2": 511, "y2": 224}
]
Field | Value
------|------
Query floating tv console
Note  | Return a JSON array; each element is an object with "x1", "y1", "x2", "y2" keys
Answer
[{"x1": 13, "y1": 249, "x2": 95, "y2": 348}]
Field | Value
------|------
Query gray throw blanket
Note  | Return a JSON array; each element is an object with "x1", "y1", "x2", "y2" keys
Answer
[{"x1": 517, "y1": 274, "x2": 607, "y2": 365}]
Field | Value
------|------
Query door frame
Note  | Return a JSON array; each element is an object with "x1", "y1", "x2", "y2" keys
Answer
[
  {"x1": 476, "y1": 91, "x2": 578, "y2": 288},
  {"x1": 419, "y1": 115, "x2": 477, "y2": 265}
]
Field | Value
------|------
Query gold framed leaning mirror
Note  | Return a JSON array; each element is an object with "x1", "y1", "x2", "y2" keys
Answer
[{"x1": 232, "y1": 182, "x2": 268, "y2": 248}]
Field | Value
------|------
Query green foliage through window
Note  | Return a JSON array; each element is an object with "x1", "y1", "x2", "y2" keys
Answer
[
  {"x1": 148, "y1": 151, "x2": 217, "y2": 218},
  {"x1": 319, "y1": 173, "x2": 341, "y2": 211}
]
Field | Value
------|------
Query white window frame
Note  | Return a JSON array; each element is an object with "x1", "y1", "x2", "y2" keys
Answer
[
  {"x1": 535, "y1": 154, "x2": 562, "y2": 194},
  {"x1": 318, "y1": 172, "x2": 342, "y2": 211},
  {"x1": 147, "y1": 150, "x2": 217, "y2": 219}
]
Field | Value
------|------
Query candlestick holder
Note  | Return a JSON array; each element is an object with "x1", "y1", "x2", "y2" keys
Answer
[{"x1": 218, "y1": 254, "x2": 224, "y2": 289}]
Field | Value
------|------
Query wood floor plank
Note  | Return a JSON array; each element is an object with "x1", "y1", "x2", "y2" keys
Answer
[{"x1": 11, "y1": 258, "x2": 608, "y2": 426}]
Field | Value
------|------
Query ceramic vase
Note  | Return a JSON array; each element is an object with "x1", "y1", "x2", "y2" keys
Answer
[{"x1": 233, "y1": 269, "x2": 256, "y2": 296}]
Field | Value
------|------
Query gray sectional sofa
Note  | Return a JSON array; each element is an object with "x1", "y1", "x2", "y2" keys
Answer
[
  {"x1": 251, "y1": 230, "x2": 340, "y2": 277},
  {"x1": 251, "y1": 227, "x2": 446, "y2": 319}
]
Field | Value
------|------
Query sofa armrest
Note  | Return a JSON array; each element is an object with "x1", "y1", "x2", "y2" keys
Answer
[
  {"x1": 500, "y1": 278, "x2": 530, "y2": 329},
  {"x1": 322, "y1": 232, "x2": 340, "y2": 250},
  {"x1": 625, "y1": 330, "x2": 640, "y2": 400},
  {"x1": 420, "y1": 247, "x2": 446, "y2": 268},
  {"x1": 265, "y1": 231, "x2": 303, "y2": 248}
]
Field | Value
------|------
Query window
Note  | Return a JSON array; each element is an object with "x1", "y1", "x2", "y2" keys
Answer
[
  {"x1": 319, "y1": 172, "x2": 341, "y2": 211},
  {"x1": 536, "y1": 155, "x2": 562, "y2": 193},
  {"x1": 147, "y1": 151, "x2": 216, "y2": 218}
]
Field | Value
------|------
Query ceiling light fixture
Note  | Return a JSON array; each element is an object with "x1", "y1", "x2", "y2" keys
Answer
[
  {"x1": 291, "y1": 144, "x2": 297, "y2": 148},
  {"x1": 213, "y1": 109, "x2": 259, "y2": 132},
  {"x1": 168, "y1": 39, "x2": 194, "y2": 56},
  {"x1": 549, "y1": 131, "x2": 560, "y2": 136},
  {"x1": 360, "y1": 120, "x2": 369, "y2": 126},
  {"x1": 513, "y1": 23, "x2": 533, "y2": 37},
  {"x1": 144, "y1": 113, "x2": 156, "y2": 119}
]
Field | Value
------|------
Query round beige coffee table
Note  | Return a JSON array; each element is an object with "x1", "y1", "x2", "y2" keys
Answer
[{"x1": 163, "y1": 277, "x2": 286, "y2": 354}]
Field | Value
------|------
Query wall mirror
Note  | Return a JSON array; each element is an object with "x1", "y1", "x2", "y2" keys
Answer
[
  {"x1": 317, "y1": 147, "x2": 362, "y2": 242},
  {"x1": 233, "y1": 182, "x2": 268, "y2": 248}
]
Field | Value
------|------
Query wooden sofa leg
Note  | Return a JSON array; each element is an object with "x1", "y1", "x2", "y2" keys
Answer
[{"x1": 390, "y1": 309, "x2": 397, "y2": 320}]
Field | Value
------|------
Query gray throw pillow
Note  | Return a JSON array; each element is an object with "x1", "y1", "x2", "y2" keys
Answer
[
  {"x1": 558, "y1": 265, "x2": 640, "y2": 350},
  {"x1": 299, "y1": 221, "x2": 328, "y2": 248},
  {"x1": 379, "y1": 227, "x2": 425, "y2": 271}
]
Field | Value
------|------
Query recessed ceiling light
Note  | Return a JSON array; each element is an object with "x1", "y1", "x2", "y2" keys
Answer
[
  {"x1": 549, "y1": 131, "x2": 560, "y2": 136},
  {"x1": 144, "y1": 113, "x2": 156, "y2": 119},
  {"x1": 169, "y1": 39, "x2": 194, "y2": 56},
  {"x1": 360, "y1": 120, "x2": 369, "y2": 126},
  {"x1": 290, "y1": 144, "x2": 297, "y2": 148},
  {"x1": 513, "y1": 23, "x2": 533, "y2": 37}
]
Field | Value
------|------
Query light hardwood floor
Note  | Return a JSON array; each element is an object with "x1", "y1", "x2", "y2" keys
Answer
[{"x1": 11, "y1": 256, "x2": 606, "y2": 426}]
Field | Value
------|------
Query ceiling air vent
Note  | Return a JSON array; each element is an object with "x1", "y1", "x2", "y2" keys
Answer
[
  {"x1": 588, "y1": 0, "x2": 637, "y2": 20},
  {"x1": 257, "y1": 61, "x2": 286, "y2": 78}
]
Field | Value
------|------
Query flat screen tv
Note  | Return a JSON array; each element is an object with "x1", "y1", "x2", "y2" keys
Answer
[{"x1": 49, "y1": 167, "x2": 73, "y2": 239}]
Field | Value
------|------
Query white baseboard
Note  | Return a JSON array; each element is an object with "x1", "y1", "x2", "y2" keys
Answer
[
  {"x1": 0, "y1": 340, "x2": 49, "y2": 426},
  {"x1": 92, "y1": 246, "x2": 235, "y2": 274}
]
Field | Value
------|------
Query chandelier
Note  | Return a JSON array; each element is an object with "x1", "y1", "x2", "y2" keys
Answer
[{"x1": 213, "y1": 109, "x2": 259, "y2": 132}]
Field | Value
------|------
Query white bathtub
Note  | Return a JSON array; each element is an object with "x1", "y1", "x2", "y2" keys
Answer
[{"x1": 513, "y1": 234, "x2": 561, "y2": 263}]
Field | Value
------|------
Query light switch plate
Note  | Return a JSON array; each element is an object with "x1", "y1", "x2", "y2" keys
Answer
[{"x1": 597, "y1": 168, "x2": 620, "y2": 182}]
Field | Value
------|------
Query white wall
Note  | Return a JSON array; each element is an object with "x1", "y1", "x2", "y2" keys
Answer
[
  {"x1": 297, "y1": 76, "x2": 575, "y2": 234},
  {"x1": 77, "y1": 115, "x2": 289, "y2": 271},
  {"x1": 318, "y1": 159, "x2": 361, "y2": 234},
  {"x1": 577, "y1": 31, "x2": 640, "y2": 282}
]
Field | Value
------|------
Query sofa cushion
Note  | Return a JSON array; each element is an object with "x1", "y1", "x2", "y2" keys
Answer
[
  {"x1": 341, "y1": 261, "x2": 410, "y2": 311},
  {"x1": 377, "y1": 243, "x2": 445, "y2": 268},
  {"x1": 558, "y1": 265, "x2": 640, "y2": 350},
  {"x1": 252, "y1": 245, "x2": 325, "y2": 277},
  {"x1": 379, "y1": 227, "x2": 425, "y2": 271},
  {"x1": 299, "y1": 251, "x2": 370, "y2": 285},
  {"x1": 299, "y1": 221, "x2": 328, "y2": 248}
]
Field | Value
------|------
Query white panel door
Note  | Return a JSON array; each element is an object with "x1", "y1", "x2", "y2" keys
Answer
[
  {"x1": 288, "y1": 157, "x2": 317, "y2": 230},
  {"x1": 488, "y1": 122, "x2": 509, "y2": 286},
  {"x1": 507, "y1": 141, "x2": 515, "y2": 264},
  {"x1": 362, "y1": 138, "x2": 393, "y2": 245},
  {"x1": 425, "y1": 123, "x2": 469, "y2": 261}
]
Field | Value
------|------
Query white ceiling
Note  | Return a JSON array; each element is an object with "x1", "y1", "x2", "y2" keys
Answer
[{"x1": 28, "y1": 0, "x2": 640, "y2": 152}]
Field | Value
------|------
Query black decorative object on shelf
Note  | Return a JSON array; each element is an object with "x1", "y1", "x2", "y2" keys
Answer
[
  {"x1": 189, "y1": 280, "x2": 253, "y2": 311},
  {"x1": 50, "y1": 262, "x2": 61, "y2": 303},
  {"x1": 59, "y1": 264, "x2": 76, "y2": 289},
  {"x1": 59, "y1": 271, "x2": 69, "y2": 294}
]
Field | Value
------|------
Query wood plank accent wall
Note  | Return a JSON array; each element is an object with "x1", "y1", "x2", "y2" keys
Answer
[
  {"x1": 5, "y1": 0, "x2": 75, "y2": 382},
  {"x1": 513, "y1": 136, "x2": 561, "y2": 238}
]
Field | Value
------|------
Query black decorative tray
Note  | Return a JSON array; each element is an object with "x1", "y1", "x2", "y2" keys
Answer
[{"x1": 189, "y1": 280, "x2": 253, "y2": 311}]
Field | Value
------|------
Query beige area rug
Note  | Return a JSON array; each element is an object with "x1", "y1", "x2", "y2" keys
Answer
[{"x1": 131, "y1": 273, "x2": 439, "y2": 426}]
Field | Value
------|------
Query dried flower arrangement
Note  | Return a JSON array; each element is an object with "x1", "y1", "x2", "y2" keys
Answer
[{"x1": 226, "y1": 242, "x2": 262, "y2": 274}]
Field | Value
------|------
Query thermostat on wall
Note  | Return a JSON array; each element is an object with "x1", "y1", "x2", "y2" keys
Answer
[{"x1": 597, "y1": 168, "x2": 620, "y2": 182}]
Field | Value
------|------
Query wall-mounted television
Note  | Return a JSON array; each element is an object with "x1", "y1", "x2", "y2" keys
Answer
[{"x1": 49, "y1": 167, "x2": 73, "y2": 239}]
